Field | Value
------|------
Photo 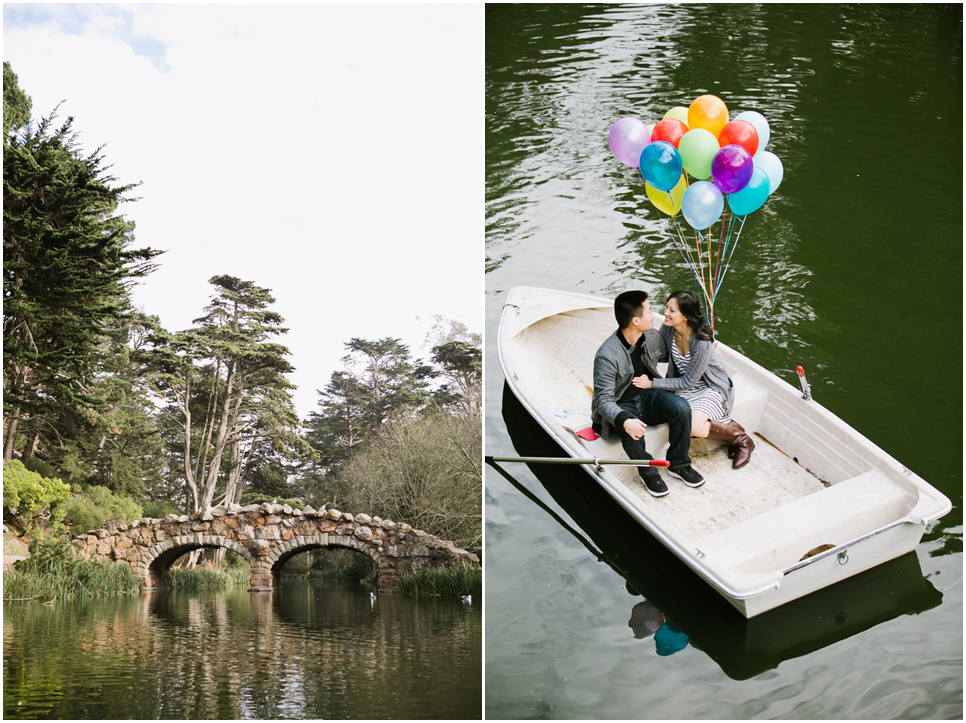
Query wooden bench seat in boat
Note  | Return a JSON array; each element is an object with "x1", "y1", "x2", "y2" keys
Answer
[{"x1": 693, "y1": 468, "x2": 917, "y2": 575}]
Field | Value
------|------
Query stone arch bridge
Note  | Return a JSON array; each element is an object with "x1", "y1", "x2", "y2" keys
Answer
[{"x1": 74, "y1": 502, "x2": 479, "y2": 592}]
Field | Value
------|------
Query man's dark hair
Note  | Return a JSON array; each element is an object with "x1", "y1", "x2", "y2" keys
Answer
[{"x1": 614, "y1": 290, "x2": 649, "y2": 329}]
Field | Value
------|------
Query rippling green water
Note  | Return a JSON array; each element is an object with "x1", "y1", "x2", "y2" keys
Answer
[
  {"x1": 485, "y1": 4, "x2": 961, "y2": 719},
  {"x1": 4, "y1": 581, "x2": 481, "y2": 719}
]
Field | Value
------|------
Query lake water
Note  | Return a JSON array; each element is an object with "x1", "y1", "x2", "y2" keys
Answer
[
  {"x1": 485, "y1": 4, "x2": 962, "y2": 719},
  {"x1": 3, "y1": 580, "x2": 481, "y2": 719}
]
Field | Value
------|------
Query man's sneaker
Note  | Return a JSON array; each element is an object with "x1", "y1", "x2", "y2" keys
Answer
[
  {"x1": 668, "y1": 465, "x2": 705, "y2": 488},
  {"x1": 641, "y1": 473, "x2": 669, "y2": 498}
]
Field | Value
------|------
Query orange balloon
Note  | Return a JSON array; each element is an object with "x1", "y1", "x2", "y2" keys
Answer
[{"x1": 687, "y1": 95, "x2": 729, "y2": 138}]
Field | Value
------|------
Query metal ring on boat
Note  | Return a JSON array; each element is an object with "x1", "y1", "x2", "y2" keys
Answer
[{"x1": 837, "y1": 551, "x2": 849, "y2": 565}]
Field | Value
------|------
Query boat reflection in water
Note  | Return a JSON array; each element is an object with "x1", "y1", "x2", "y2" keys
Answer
[{"x1": 493, "y1": 384, "x2": 943, "y2": 681}]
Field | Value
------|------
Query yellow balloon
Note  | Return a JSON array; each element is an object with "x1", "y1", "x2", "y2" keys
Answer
[
  {"x1": 646, "y1": 175, "x2": 687, "y2": 216},
  {"x1": 663, "y1": 106, "x2": 690, "y2": 127}
]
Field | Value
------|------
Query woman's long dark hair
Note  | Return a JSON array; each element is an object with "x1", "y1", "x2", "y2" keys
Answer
[{"x1": 668, "y1": 290, "x2": 714, "y2": 342}]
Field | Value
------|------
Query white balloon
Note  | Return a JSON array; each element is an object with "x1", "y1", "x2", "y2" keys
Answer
[
  {"x1": 735, "y1": 110, "x2": 770, "y2": 156},
  {"x1": 754, "y1": 151, "x2": 784, "y2": 194}
]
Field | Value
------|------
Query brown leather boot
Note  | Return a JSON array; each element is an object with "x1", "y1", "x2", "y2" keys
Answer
[
  {"x1": 706, "y1": 420, "x2": 755, "y2": 469},
  {"x1": 726, "y1": 420, "x2": 746, "y2": 459}
]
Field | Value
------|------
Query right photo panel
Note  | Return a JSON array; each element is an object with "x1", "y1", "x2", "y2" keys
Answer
[{"x1": 484, "y1": 4, "x2": 963, "y2": 719}]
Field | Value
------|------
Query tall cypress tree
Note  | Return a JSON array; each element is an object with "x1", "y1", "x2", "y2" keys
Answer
[{"x1": 3, "y1": 98, "x2": 161, "y2": 460}]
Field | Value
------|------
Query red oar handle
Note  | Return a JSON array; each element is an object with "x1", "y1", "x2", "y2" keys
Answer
[
  {"x1": 649, "y1": 460, "x2": 671, "y2": 467},
  {"x1": 796, "y1": 365, "x2": 812, "y2": 400}
]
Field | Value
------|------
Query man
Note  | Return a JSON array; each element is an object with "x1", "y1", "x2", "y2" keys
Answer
[{"x1": 590, "y1": 290, "x2": 704, "y2": 497}]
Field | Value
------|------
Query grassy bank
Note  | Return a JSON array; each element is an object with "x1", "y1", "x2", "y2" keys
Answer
[
  {"x1": 3, "y1": 535, "x2": 141, "y2": 601},
  {"x1": 397, "y1": 564, "x2": 481, "y2": 599}
]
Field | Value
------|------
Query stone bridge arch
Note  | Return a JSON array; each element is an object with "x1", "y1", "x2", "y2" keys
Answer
[
  {"x1": 262, "y1": 534, "x2": 387, "y2": 590},
  {"x1": 74, "y1": 502, "x2": 479, "y2": 593},
  {"x1": 136, "y1": 534, "x2": 254, "y2": 589}
]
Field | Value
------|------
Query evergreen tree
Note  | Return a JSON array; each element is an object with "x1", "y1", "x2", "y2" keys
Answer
[
  {"x1": 430, "y1": 340, "x2": 482, "y2": 410},
  {"x1": 341, "y1": 337, "x2": 433, "y2": 432},
  {"x1": 3, "y1": 99, "x2": 161, "y2": 461},
  {"x1": 3, "y1": 62, "x2": 31, "y2": 139},
  {"x1": 138, "y1": 276, "x2": 311, "y2": 518}
]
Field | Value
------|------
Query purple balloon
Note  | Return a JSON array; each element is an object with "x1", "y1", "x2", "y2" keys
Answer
[
  {"x1": 711, "y1": 145, "x2": 753, "y2": 194},
  {"x1": 609, "y1": 117, "x2": 650, "y2": 168}
]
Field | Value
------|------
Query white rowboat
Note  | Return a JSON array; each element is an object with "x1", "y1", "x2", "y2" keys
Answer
[{"x1": 497, "y1": 286, "x2": 951, "y2": 618}]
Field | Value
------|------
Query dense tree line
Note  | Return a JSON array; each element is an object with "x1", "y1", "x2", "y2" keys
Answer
[{"x1": 2, "y1": 63, "x2": 482, "y2": 556}]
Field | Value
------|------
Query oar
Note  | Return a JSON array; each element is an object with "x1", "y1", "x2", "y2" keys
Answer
[
  {"x1": 486, "y1": 455, "x2": 670, "y2": 473},
  {"x1": 486, "y1": 458, "x2": 608, "y2": 562}
]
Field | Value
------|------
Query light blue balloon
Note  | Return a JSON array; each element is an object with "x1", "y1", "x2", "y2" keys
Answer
[
  {"x1": 639, "y1": 141, "x2": 683, "y2": 193},
  {"x1": 735, "y1": 111, "x2": 770, "y2": 156},
  {"x1": 754, "y1": 151, "x2": 784, "y2": 194},
  {"x1": 728, "y1": 166, "x2": 770, "y2": 215},
  {"x1": 681, "y1": 181, "x2": 724, "y2": 230}
]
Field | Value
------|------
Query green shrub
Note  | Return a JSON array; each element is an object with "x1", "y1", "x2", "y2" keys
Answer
[
  {"x1": 3, "y1": 534, "x2": 141, "y2": 601},
  {"x1": 2, "y1": 460, "x2": 72, "y2": 529},
  {"x1": 240, "y1": 492, "x2": 306, "y2": 508},
  {"x1": 141, "y1": 499, "x2": 181, "y2": 519},
  {"x1": 63, "y1": 484, "x2": 143, "y2": 533},
  {"x1": 22, "y1": 457, "x2": 57, "y2": 480}
]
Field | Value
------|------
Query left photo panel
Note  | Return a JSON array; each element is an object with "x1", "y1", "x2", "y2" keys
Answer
[{"x1": 3, "y1": 4, "x2": 483, "y2": 720}]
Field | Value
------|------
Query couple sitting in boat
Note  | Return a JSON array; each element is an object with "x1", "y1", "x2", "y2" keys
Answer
[{"x1": 590, "y1": 289, "x2": 755, "y2": 498}]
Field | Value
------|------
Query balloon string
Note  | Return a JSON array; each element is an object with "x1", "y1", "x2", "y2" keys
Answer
[
  {"x1": 712, "y1": 207, "x2": 726, "y2": 306},
  {"x1": 666, "y1": 230, "x2": 705, "y2": 305},
  {"x1": 671, "y1": 210, "x2": 701, "y2": 280},
  {"x1": 713, "y1": 214, "x2": 747, "y2": 304},
  {"x1": 719, "y1": 214, "x2": 745, "y2": 295},
  {"x1": 713, "y1": 211, "x2": 736, "y2": 299}
]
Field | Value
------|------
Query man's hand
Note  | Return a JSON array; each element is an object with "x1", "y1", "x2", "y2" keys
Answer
[
  {"x1": 631, "y1": 374, "x2": 653, "y2": 389},
  {"x1": 623, "y1": 418, "x2": 647, "y2": 440}
]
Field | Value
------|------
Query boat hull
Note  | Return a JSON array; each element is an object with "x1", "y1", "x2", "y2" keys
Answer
[{"x1": 497, "y1": 286, "x2": 951, "y2": 618}]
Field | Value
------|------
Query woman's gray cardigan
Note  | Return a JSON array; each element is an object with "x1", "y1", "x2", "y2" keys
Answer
[{"x1": 650, "y1": 324, "x2": 735, "y2": 417}]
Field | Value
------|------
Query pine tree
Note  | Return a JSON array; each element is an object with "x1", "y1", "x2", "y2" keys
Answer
[
  {"x1": 3, "y1": 62, "x2": 32, "y2": 139},
  {"x1": 3, "y1": 100, "x2": 161, "y2": 461},
  {"x1": 138, "y1": 276, "x2": 311, "y2": 518}
]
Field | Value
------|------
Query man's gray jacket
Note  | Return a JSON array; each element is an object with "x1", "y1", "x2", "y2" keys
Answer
[{"x1": 590, "y1": 328, "x2": 668, "y2": 440}]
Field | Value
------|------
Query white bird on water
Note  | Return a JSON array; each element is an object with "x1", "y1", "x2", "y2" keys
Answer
[
  {"x1": 461, "y1": 595, "x2": 471, "y2": 604},
  {"x1": 370, "y1": 592, "x2": 376, "y2": 606}
]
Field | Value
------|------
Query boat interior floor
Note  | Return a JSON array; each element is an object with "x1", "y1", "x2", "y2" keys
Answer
[{"x1": 560, "y1": 416, "x2": 829, "y2": 544}]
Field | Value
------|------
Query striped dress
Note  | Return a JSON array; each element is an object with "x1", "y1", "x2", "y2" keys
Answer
[{"x1": 670, "y1": 338, "x2": 731, "y2": 423}]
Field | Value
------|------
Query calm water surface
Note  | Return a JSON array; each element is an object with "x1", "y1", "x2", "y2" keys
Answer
[
  {"x1": 4, "y1": 580, "x2": 481, "y2": 719},
  {"x1": 485, "y1": 4, "x2": 961, "y2": 719}
]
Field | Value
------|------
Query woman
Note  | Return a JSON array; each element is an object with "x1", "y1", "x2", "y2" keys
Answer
[{"x1": 634, "y1": 289, "x2": 754, "y2": 468}]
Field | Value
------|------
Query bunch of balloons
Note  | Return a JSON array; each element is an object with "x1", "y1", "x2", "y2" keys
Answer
[{"x1": 607, "y1": 94, "x2": 785, "y2": 330}]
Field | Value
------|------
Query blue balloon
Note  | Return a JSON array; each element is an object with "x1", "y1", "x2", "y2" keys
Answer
[
  {"x1": 754, "y1": 151, "x2": 784, "y2": 194},
  {"x1": 639, "y1": 141, "x2": 683, "y2": 193},
  {"x1": 654, "y1": 621, "x2": 689, "y2": 656},
  {"x1": 681, "y1": 181, "x2": 724, "y2": 230},
  {"x1": 728, "y1": 166, "x2": 770, "y2": 215}
]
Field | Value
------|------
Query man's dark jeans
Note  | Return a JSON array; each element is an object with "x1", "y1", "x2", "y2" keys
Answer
[{"x1": 617, "y1": 389, "x2": 692, "y2": 472}]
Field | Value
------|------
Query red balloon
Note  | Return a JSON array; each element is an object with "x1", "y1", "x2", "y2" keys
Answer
[
  {"x1": 718, "y1": 119, "x2": 759, "y2": 157},
  {"x1": 650, "y1": 118, "x2": 688, "y2": 148}
]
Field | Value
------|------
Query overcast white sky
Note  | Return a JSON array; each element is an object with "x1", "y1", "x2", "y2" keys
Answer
[{"x1": 3, "y1": 3, "x2": 483, "y2": 418}]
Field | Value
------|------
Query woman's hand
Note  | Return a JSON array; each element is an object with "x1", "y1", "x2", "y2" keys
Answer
[{"x1": 632, "y1": 374, "x2": 653, "y2": 389}]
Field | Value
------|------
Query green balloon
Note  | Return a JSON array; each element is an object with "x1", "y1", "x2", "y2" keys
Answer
[
  {"x1": 678, "y1": 128, "x2": 718, "y2": 180},
  {"x1": 663, "y1": 106, "x2": 689, "y2": 126}
]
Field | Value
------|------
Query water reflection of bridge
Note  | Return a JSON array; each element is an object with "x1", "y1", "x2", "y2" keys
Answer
[{"x1": 75, "y1": 503, "x2": 479, "y2": 591}]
